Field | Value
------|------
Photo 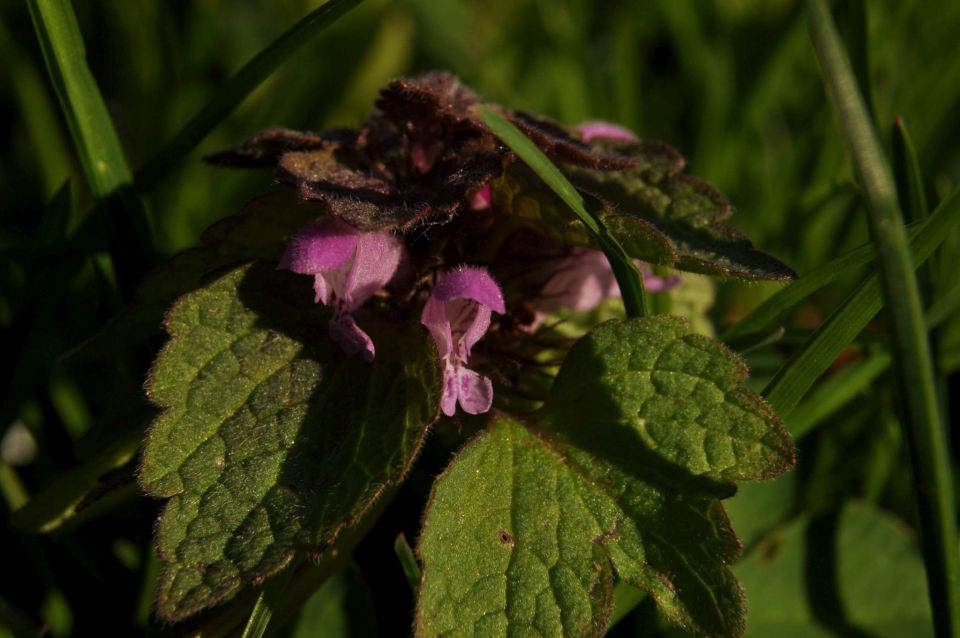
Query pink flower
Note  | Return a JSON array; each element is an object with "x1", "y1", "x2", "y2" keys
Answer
[
  {"x1": 421, "y1": 267, "x2": 505, "y2": 416},
  {"x1": 470, "y1": 184, "x2": 492, "y2": 210},
  {"x1": 279, "y1": 218, "x2": 403, "y2": 362},
  {"x1": 576, "y1": 121, "x2": 640, "y2": 143},
  {"x1": 535, "y1": 247, "x2": 681, "y2": 315}
]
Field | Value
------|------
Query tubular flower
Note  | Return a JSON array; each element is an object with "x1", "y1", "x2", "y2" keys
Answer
[
  {"x1": 421, "y1": 267, "x2": 506, "y2": 417},
  {"x1": 279, "y1": 218, "x2": 403, "y2": 362},
  {"x1": 535, "y1": 247, "x2": 682, "y2": 315}
]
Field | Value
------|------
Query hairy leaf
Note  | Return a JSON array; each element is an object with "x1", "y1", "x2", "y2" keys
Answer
[
  {"x1": 570, "y1": 139, "x2": 796, "y2": 280},
  {"x1": 140, "y1": 262, "x2": 441, "y2": 620},
  {"x1": 494, "y1": 142, "x2": 796, "y2": 281},
  {"x1": 543, "y1": 317, "x2": 794, "y2": 486},
  {"x1": 208, "y1": 73, "x2": 638, "y2": 233},
  {"x1": 418, "y1": 415, "x2": 741, "y2": 637},
  {"x1": 417, "y1": 318, "x2": 794, "y2": 637},
  {"x1": 204, "y1": 128, "x2": 352, "y2": 169},
  {"x1": 276, "y1": 142, "x2": 502, "y2": 232}
]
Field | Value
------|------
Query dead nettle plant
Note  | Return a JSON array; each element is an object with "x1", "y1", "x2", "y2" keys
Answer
[{"x1": 139, "y1": 71, "x2": 797, "y2": 636}]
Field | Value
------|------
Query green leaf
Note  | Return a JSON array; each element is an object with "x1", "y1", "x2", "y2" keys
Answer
[
  {"x1": 572, "y1": 140, "x2": 796, "y2": 281},
  {"x1": 495, "y1": 136, "x2": 795, "y2": 281},
  {"x1": 418, "y1": 415, "x2": 734, "y2": 637},
  {"x1": 735, "y1": 503, "x2": 932, "y2": 637},
  {"x1": 542, "y1": 317, "x2": 793, "y2": 486},
  {"x1": 417, "y1": 318, "x2": 794, "y2": 637},
  {"x1": 140, "y1": 262, "x2": 440, "y2": 620}
]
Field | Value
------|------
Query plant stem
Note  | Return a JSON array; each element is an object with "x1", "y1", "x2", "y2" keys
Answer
[{"x1": 806, "y1": 2, "x2": 960, "y2": 636}]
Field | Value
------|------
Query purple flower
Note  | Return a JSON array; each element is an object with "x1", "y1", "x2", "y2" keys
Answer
[
  {"x1": 535, "y1": 247, "x2": 681, "y2": 315},
  {"x1": 279, "y1": 218, "x2": 404, "y2": 361},
  {"x1": 576, "y1": 121, "x2": 640, "y2": 143},
  {"x1": 421, "y1": 267, "x2": 505, "y2": 417},
  {"x1": 470, "y1": 184, "x2": 492, "y2": 210}
]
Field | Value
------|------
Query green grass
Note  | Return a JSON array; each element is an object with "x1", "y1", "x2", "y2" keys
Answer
[{"x1": 806, "y1": 1, "x2": 959, "y2": 634}]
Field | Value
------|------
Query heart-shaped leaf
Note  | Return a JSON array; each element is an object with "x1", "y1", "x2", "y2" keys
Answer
[
  {"x1": 542, "y1": 317, "x2": 794, "y2": 486},
  {"x1": 416, "y1": 317, "x2": 794, "y2": 637},
  {"x1": 140, "y1": 262, "x2": 441, "y2": 620}
]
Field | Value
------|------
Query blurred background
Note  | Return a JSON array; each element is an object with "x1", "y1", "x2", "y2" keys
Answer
[{"x1": 1, "y1": 0, "x2": 958, "y2": 635}]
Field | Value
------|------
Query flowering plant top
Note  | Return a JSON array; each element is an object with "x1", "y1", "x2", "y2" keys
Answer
[{"x1": 138, "y1": 72, "x2": 795, "y2": 637}]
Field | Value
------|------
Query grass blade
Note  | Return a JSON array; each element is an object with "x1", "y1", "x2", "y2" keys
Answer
[
  {"x1": 0, "y1": 461, "x2": 29, "y2": 512},
  {"x1": 26, "y1": 0, "x2": 134, "y2": 198},
  {"x1": 764, "y1": 184, "x2": 960, "y2": 415},
  {"x1": 394, "y1": 533, "x2": 421, "y2": 593},
  {"x1": 836, "y1": 0, "x2": 874, "y2": 121},
  {"x1": 27, "y1": 0, "x2": 154, "y2": 288},
  {"x1": 239, "y1": 560, "x2": 300, "y2": 638},
  {"x1": 473, "y1": 105, "x2": 650, "y2": 318},
  {"x1": 240, "y1": 590, "x2": 274, "y2": 638},
  {"x1": 893, "y1": 117, "x2": 930, "y2": 223},
  {"x1": 927, "y1": 278, "x2": 960, "y2": 330},
  {"x1": 135, "y1": 0, "x2": 364, "y2": 193},
  {"x1": 806, "y1": 3, "x2": 960, "y2": 636},
  {"x1": 722, "y1": 223, "x2": 920, "y2": 341},
  {"x1": 787, "y1": 349, "x2": 891, "y2": 439}
]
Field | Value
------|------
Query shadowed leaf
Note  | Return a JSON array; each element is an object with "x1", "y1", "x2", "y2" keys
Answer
[
  {"x1": 570, "y1": 140, "x2": 796, "y2": 280},
  {"x1": 543, "y1": 317, "x2": 794, "y2": 485},
  {"x1": 417, "y1": 318, "x2": 794, "y2": 637},
  {"x1": 140, "y1": 262, "x2": 440, "y2": 620}
]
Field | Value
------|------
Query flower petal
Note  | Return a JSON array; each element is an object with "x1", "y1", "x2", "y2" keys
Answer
[
  {"x1": 576, "y1": 121, "x2": 639, "y2": 143},
  {"x1": 422, "y1": 295, "x2": 454, "y2": 358},
  {"x1": 470, "y1": 185, "x2": 492, "y2": 210},
  {"x1": 440, "y1": 365, "x2": 459, "y2": 417},
  {"x1": 341, "y1": 231, "x2": 404, "y2": 308},
  {"x1": 445, "y1": 298, "x2": 492, "y2": 360},
  {"x1": 328, "y1": 312, "x2": 376, "y2": 362},
  {"x1": 456, "y1": 367, "x2": 494, "y2": 415},
  {"x1": 431, "y1": 266, "x2": 506, "y2": 314},
  {"x1": 537, "y1": 248, "x2": 618, "y2": 313},
  {"x1": 278, "y1": 219, "x2": 358, "y2": 274}
]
